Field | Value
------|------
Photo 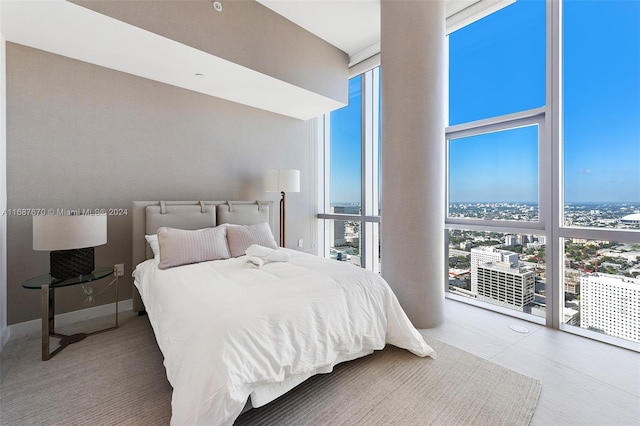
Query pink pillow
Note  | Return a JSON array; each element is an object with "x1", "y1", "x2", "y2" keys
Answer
[
  {"x1": 157, "y1": 226, "x2": 230, "y2": 269},
  {"x1": 225, "y1": 222, "x2": 278, "y2": 257}
]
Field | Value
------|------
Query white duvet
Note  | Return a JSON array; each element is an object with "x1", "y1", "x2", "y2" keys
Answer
[{"x1": 134, "y1": 249, "x2": 435, "y2": 425}]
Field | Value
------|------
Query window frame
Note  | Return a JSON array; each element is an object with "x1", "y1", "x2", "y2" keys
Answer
[
  {"x1": 445, "y1": 0, "x2": 639, "y2": 351},
  {"x1": 318, "y1": 67, "x2": 381, "y2": 273},
  {"x1": 446, "y1": 107, "x2": 547, "y2": 231}
]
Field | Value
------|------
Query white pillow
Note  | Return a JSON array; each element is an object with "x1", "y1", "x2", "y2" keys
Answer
[
  {"x1": 157, "y1": 226, "x2": 230, "y2": 269},
  {"x1": 225, "y1": 222, "x2": 278, "y2": 258},
  {"x1": 145, "y1": 234, "x2": 160, "y2": 257}
]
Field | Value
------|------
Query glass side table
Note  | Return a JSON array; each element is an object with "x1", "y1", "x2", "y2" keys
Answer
[{"x1": 22, "y1": 266, "x2": 118, "y2": 361}]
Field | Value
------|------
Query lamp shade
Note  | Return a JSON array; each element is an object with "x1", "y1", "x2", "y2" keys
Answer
[
  {"x1": 264, "y1": 169, "x2": 300, "y2": 193},
  {"x1": 33, "y1": 214, "x2": 107, "y2": 251}
]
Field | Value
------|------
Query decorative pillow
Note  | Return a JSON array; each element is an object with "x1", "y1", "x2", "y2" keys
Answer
[
  {"x1": 225, "y1": 222, "x2": 278, "y2": 258},
  {"x1": 145, "y1": 234, "x2": 160, "y2": 257},
  {"x1": 157, "y1": 226, "x2": 230, "y2": 269}
]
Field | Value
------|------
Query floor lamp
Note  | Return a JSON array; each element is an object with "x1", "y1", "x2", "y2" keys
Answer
[{"x1": 264, "y1": 169, "x2": 300, "y2": 247}]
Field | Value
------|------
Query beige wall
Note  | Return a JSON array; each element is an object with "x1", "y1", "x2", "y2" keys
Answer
[
  {"x1": 1, "y1": 32, "x2": 8, "y2": 341},
  {"x1": 71, "y1": 0, "x2": 348, "y2": 104},
  {"x1": 6, "y1": 43, "x2": 322, "y2": 324}
]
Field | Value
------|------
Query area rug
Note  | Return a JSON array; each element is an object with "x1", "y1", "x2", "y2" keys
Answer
[
  {"x1": 236, "y1": 337, "x2": 541, "y2": 425},
  {"x1": 1, "y1": 314, "x2": 540, "y2": 425}
]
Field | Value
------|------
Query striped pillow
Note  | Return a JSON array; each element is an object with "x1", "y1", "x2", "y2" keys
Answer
[
  {"x1": 157, "y1": 226, "x2": 230, "y2": 269},
  {"x1": 225, "y1": 222, "x2": 278, "y2": 258}
]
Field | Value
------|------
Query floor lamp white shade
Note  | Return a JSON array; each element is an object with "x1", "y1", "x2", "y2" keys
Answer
[
  {"x1": 264, "y1": 169, "x2": 300, "y2": 247},
  {"x1": 264, "y1": 169, "x2": 300, "y2": 193}
]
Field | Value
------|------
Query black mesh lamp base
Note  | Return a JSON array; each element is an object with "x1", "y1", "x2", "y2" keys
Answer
[{"x1": 50, "y1": 247, "x2": 95, "y2": 280}]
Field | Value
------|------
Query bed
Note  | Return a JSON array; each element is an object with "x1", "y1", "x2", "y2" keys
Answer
[{"x1": 132, "y1": 200, "x2": 435, "y2": 425}]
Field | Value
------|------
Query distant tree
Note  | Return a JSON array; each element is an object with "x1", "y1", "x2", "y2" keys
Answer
[
  {"x1": 456, "y1": 256, "x2": 470, "y2": 269},
  {"x1": 477, "y1": 240, "x2": 501, "y2": 247}
]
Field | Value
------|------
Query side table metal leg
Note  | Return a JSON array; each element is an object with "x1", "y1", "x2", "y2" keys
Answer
[
  {"x1": 115, "y1": 273, "x2": 119, "y2": 327},
  {"x1": 41, "y1": 284, "x2": 51, "y2": 361}
]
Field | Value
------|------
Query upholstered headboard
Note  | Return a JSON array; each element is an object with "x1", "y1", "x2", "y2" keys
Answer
[{"x1": 131, "y1": 200, "x2": 274, "y2": 313}]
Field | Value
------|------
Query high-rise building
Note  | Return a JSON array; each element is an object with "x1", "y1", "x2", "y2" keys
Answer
[
  {"x1": 471, "y1": 247, "x2": 534, "y2": 310},
  {"x1": 476, "y1": 261, "x2": 535, "y2": 310},
  {"x1": 329, "y1": 206, "x2": 347, "y2": 248},
  {"x1": 580, "y1": 273, "x2": 640, "y2": 343},
  {"x1": 470, "y1": 246, "x2": 518, "y2": 293},
  {"x1": 504, "y1": 235, "x2": 518, "y2": 247}
]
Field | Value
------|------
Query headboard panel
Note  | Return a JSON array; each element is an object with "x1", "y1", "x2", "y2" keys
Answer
[
  {"x1": 132, "y1": 200, "x2": 274, "y2": 312},
  {"x1": 217, "y1": 201, "x2": 272, "y2": 226},
  {"x1": 146, "y1": 201, "x2": 217, "y2": 234}
]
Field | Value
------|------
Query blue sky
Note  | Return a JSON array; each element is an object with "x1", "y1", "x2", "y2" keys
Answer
[
  {"x1": 561, "y1": 0, "x2": 640, "y2": 203},
  {"x1": 331, "y1": 0, "x2": 639, "y2": 205},
  {"x1": 330, "y1": 76, "x2": 362, "y2": 203}
]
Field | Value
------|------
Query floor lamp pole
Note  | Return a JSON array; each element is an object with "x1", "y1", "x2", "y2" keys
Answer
[{"x1": 280, "y1": 191, "x2": 286, "y2": 247}]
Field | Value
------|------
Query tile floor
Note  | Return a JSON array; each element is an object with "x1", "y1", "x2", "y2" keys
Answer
[{"x1": 421, "y1": 299, "x2": 640, "y2": 426}]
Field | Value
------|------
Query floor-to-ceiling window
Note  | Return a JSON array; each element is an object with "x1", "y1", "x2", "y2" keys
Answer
[
  {"x1": 318, "y1": 68, "x2": 380, "y2": 272},
  {"x1": 447, "y1": 0, "x2": 639, "y2": 350},
  {"x1": 318, "y1": 0, "x2": 638, "y2": 349},
  {"x1": 446, "y1": 0, "x2": 547, "y2": 321},
  {"x1": 559, "y1": 0, "x2": 640, "y2": 346}
]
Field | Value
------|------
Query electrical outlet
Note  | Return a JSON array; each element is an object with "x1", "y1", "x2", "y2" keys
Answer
[
  {"x1": 115, "y1": 263, "x2": 125, "y2": 277},
  {"x1": 298, "y1": 239, "x2": 304, "y2": 248}
]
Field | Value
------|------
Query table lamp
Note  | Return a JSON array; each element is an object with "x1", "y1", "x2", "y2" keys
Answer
[
  {"x1": 33, "y1": 214, "x2": 107, "y2": 280},
  {"x1": 264, "y1": 169, "x2": 300, "y2": 247}
]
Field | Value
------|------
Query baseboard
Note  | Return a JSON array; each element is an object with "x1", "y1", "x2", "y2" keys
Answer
[{"x1": 6, "y1": 298, "x2": 133, "y2": 341}]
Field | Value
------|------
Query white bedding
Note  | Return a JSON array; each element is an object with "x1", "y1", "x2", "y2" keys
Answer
[{"x1": 134, "y1": 249, "x2": 435, "y2": 425}]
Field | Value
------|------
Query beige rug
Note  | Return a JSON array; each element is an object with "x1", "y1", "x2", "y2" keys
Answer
[
  {"x1": 1, "y1": 314, "x2": 540, "y2": 425},
  {"x1": 236, "y1": 338, "x2": 540, "y2": 425},
  {"x1": 0, "y1": 313, "x2": 172, "y2": 426}
]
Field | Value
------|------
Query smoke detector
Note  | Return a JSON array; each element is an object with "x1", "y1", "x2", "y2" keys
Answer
[{"x1": 213, "y1": 2, "x2": 222, "y2": 12}]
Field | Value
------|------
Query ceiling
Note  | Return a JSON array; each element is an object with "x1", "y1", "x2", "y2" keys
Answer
[
  {"x1": 1, "y1": 0, "x2": 514, "y2": 120},
  {"x1": 0, "y1": 0, "x2": 345, "y2": 120},
  {"x1": 257, "y1": 0, "x2": 381, "y2": 63}
]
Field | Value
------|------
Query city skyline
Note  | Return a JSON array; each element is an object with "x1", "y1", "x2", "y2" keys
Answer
[
  {"x1": 446, "y1": 228, "x2": 640, "y2": 343},
  {"x1": 330, "y1": 0, "x2": 639, "y2": 205},
  {"x1": 328, "y1": 201, "x2": 640, "y2": 210}
]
